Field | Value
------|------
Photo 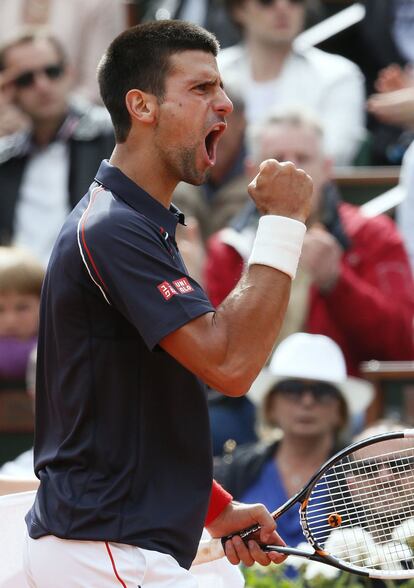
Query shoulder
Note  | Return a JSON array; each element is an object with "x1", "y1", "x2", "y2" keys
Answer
[
  {"x1": 296, "y1": 46, "x2": 364, "y2": 83},
  {"x1": 217, "y1": 44, "x2": 245, "y2": 71},
  {"x1": 339, "y1": 202, "x2": 402, "y2": 245},
  {"x1": 70, "y1": 98, "x2": 113, "y2": 141},
  {"x1": 0, "y1": 131, "x2": 30, "y2": 165}
]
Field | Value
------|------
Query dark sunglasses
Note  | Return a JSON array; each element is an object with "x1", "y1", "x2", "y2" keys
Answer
[
  {"x1": 274, "y1": 379, "x2": 341, "y2": 404},
  {"x1": 13, "y1": 63, "x2": 65, "y2": 89},
  {"x1": 257, "y1": 0, "x2": 305, "y2": 5},
  {"x1": 357, "y1": 455, "x2": 414, "y2": 476}
]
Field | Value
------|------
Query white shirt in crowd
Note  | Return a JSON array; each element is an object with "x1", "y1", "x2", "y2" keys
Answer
[
  {"x1": 13, "y1": 141, "x2": 70, "y2": 267},
  {"x1": 218, "y1": 43, "x2": 366, "y2": 165},
  {"x1": 397, "y1": 141, "x2": 414, "y2": 275}
]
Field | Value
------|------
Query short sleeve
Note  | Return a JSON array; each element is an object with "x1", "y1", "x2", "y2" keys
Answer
[{"x1": 80, "y1": 210, "x2": 214, "y2": 350}]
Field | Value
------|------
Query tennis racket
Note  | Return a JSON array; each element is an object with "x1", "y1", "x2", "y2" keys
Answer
[{"x1": 194, "y1": 429, "x2": 414, "y2": 580}]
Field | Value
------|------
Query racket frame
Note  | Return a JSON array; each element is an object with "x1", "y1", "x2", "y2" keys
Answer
[{"x1": 221, "y1": 429, "x2": 414, "y2": 579}]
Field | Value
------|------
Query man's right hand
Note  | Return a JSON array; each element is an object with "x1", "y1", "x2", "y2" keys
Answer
[{"x1": 248, "y1": 159, "x2": 313, "y2": 224}]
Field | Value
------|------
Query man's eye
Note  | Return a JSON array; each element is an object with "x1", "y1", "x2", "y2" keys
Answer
[{"x1": 196, "y1": 84, "x2": 208, "y2": 92}]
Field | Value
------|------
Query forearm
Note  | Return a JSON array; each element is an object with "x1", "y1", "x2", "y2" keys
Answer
[{"x1": 207, "y1": 264, "x2": 292, "y2": 394}]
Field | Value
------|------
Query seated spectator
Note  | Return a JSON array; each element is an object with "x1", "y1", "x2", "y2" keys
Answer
[
  {"x1": 205, "y1": 110, "x2": 414, "y2": 376},
  {"x1": 0, "y1": 347, "x2": 37, "y2": 476},
  {"x1": 357, "y1": 0, "x2": 414, "y2": 164},
  {"x1": 215, "y1": 333, "x2": 374, "y2": 551},
  {"x1": 0, "y1": 247, "x2": 43, "y2": 437},
  {"x1": 218, "y1": 0, "x2": 366, "y2": 165},
  {"x1": 0, "y1": 0, "x2": 126, "y2": 105},
  {"x1": 367, "y1": 70, "x2": 414, "y2": 276},
  {"x1": 397, "y1": 140, "x2": 414, "y2": 275},
  {"x1": 0, "y1": 30, "x2": 115, "y2": 265},
  {"x1": 140, "y1": 0, "x2": 241, "y2": 49}
]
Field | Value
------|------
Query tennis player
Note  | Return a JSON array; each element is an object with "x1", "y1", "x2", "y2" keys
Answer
[{"x1": 23, "y1": 20, "x2": 312, "y2": 587}]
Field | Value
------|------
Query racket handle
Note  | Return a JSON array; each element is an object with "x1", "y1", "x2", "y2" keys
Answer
[
  {"x1": 221, "y1": 522, "x2": 262, "y2": 545},
  {"x1": 192, "y1": 522, "x2": 262, "y2": 566}
]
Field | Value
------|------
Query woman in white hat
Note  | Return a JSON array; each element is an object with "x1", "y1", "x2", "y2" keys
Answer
[{"x1": 215, "y1": 332, "x2": 373, "y2": 551}]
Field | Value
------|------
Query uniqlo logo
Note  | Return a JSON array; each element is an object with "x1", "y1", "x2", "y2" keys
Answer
[
  {"x1": 173, "y1": 278, "x2": 194, "y2": 294},
  {"x1": 157, "y1": 281, "x2": 177, "y2": 300}
]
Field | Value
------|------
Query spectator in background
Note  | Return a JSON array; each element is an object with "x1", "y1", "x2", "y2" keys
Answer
[
  {"x1": 218, "y1": 0, "x2": 365, "y2": 165},
  {"x1": 397, "y1": 141, "x2": 414, "y2": 275},
  {"x1": 353, "y1": 0, "x2": 414, "y2": 165},
  {"x1": 367, "y1": 77, "x2": 414, "y2": 276},
  {"x1": 0, "y1": 0, "x2": 126, "y2": 105},
  {"x1": 205, "y1": 110, "x2": 414, "y2": 376},
  {"x1": 215, "y1": 333, "x2": 374, "y2": 552},
  {"x1": 140, "y1": 0, "x2": 241, "y2": 49},
  {"x1": 0, "y1": 247, "x2": 43, "y2": 437},
  {"x1": 0, "y1": 30, "x2": 114, "y2": 266}
]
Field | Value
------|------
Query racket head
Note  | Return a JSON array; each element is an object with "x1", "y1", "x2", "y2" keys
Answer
[{"x1": 299, "y1": 429, "x2": 414, "y2": 579}]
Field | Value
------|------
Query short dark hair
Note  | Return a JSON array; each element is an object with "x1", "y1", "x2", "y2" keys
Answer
[
  {"x1": 0, "y1": 28, "x2": 67, "y2": 72},
  {"x1": 98, "y1": 20, "x2": 220, "y2": 143}
]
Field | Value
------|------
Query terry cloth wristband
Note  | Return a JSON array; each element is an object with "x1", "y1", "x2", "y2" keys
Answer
[
  {"x1": 205, "y1": 480, "x2": 233, "y2": 526},
  {"x1": 248, "y1": 215, "x2": 306, "y2": 279}
]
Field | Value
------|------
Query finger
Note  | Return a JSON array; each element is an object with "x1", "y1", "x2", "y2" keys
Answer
[
  {"x1": 229, "y1": 535, "x2": 255, "y2": 567},
  {"x1": 223, "y1": 538, "x2": 241, "y2": 566},
  {"x1": 246, "y1": 540, "x2": 278, "y2": 567}
]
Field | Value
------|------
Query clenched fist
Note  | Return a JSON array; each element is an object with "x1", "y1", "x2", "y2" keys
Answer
[{"x1": 248, "y1": 159, "x2": 313, "y2": 224}]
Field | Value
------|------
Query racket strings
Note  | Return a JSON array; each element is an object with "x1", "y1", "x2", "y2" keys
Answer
[{"x1": 303, "y1": 443, "x2": 414, "y2": 572}]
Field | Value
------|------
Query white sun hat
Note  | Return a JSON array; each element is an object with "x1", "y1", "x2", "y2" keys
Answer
[{"x1": 248, "y1": 332, "x2": 374, "y2": 416}]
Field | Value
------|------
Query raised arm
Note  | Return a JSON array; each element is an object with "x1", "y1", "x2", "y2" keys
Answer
[{"x1": 160, "y1": 159, "x2": 313, "y2": 395}]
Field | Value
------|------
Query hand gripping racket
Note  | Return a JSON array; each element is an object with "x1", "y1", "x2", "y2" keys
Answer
[{"x1": 194, "y1": 430, "x2": 414, "y2": 580}]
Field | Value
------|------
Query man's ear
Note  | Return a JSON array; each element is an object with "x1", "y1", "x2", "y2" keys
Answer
[{"x1": 125, "y1": 89, "x2": 158, "y2": 125}]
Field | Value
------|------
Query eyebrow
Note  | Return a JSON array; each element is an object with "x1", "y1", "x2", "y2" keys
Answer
[{"x1": 188, "y1": 75, "x2": 223, "y2": 88}]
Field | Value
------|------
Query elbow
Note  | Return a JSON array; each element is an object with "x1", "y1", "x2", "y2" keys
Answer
[{"x1": 206, "y1": 364, "x2": 256, "y2": 398}]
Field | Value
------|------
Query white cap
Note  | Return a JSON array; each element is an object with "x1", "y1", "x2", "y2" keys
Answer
[{"x1": 248, "y1": 333, "x2": 374, "y2": 416}]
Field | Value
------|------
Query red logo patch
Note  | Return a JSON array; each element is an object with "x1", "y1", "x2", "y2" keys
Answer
[
  {"x1": 173, "y1": 278, "x2": 194, "y2": 294},
  {"x1": 157, "y1": 281, "x2": 178, "y2": 300}
]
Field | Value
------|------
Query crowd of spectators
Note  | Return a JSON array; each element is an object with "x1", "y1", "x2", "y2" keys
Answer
[{"x1": 0, "y1": 2, "x2": 413, "y2": 580}]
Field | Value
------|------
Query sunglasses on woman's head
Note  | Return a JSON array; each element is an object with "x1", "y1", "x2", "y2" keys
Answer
[{"x1": 12, "y1": 63, "x2": 65, "y2": 89}]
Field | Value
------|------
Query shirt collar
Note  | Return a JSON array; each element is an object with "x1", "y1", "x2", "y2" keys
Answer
[{"x1": 94, "y1": 160, "x2": 185, "y2": 236}]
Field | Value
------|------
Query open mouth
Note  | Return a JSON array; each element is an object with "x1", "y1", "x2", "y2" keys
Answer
[{"x1": 204, "y1": 123, "x2": 226, "y2": 166}]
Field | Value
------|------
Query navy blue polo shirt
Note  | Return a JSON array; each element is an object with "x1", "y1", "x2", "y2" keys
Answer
[{"x1": 26, "y1": 160, "x2": 215, "y2": 569}]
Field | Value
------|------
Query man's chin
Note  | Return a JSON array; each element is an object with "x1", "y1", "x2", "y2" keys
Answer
[{"x1": 185, "y1": 167, "x2": 212, "y2": 186}]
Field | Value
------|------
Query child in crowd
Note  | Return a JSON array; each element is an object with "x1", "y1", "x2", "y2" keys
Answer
[{"x1": 0, "y1": 247, "x2": 44, "y2": 434}]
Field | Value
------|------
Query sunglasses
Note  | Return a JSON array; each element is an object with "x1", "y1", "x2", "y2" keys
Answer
[
  {"x1": 12, "y1": 63, "x2": 65, "y2": 89},
  {"x1": 256, "y1": 0, "x2": 305, "y2": 5},
  {"x1": 357, "y1": 456, "x2": 414, "y2": 476},
  {"x1": 274, "y1": 379, "x2": 341, "y2": 404}
]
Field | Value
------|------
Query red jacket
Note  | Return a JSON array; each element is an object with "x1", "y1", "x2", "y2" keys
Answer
[{"x1": 205, "y1": 203, "x2": 414, "y2": 375}]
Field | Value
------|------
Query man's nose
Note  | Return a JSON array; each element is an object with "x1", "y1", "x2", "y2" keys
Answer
[{"x1": 214, "y1": 87, "x2": 233, "y2": 116}]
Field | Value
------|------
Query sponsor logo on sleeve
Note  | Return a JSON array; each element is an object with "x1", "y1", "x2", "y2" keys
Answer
[
  {"x1": 173, "y1": 277, "x2": 194, "y2": 294},
  {"x1": 157, "y1": 278, "x2": 194, "y2": 300},
  {"x1": 157, "y1": 281, "x2": 178, "y2": 300}
]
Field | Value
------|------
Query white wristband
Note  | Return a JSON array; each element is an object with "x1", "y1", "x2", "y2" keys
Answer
[{"x1": 248, "y1": 215, "x2": 306, "y2": 279}]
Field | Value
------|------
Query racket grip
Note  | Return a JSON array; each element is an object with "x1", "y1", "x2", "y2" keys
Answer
[{"x1": 221, "y1": 521, "x2": 262, "y2": 546}]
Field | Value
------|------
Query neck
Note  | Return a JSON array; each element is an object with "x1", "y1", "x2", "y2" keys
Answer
[
  {"x1": 110, "y1": 142, "x2": 177, "y2": 208},
  {"x1": 246, "y1": 37, "x2": 292, "y2": 81},
  {"x1": 32, "y1": 115, "x2": 64, "y2": 147},
  {"x1": 276, "y1": 432, "x2": 334, "y2": 467}
]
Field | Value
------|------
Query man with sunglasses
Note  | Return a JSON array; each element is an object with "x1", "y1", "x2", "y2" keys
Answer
[
  {"x1": 0, "y1": 30, "x2": 114, "y2": 266},
  {"x1": 219, "y1": 0, "x2": 365, "y2": 165}
]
